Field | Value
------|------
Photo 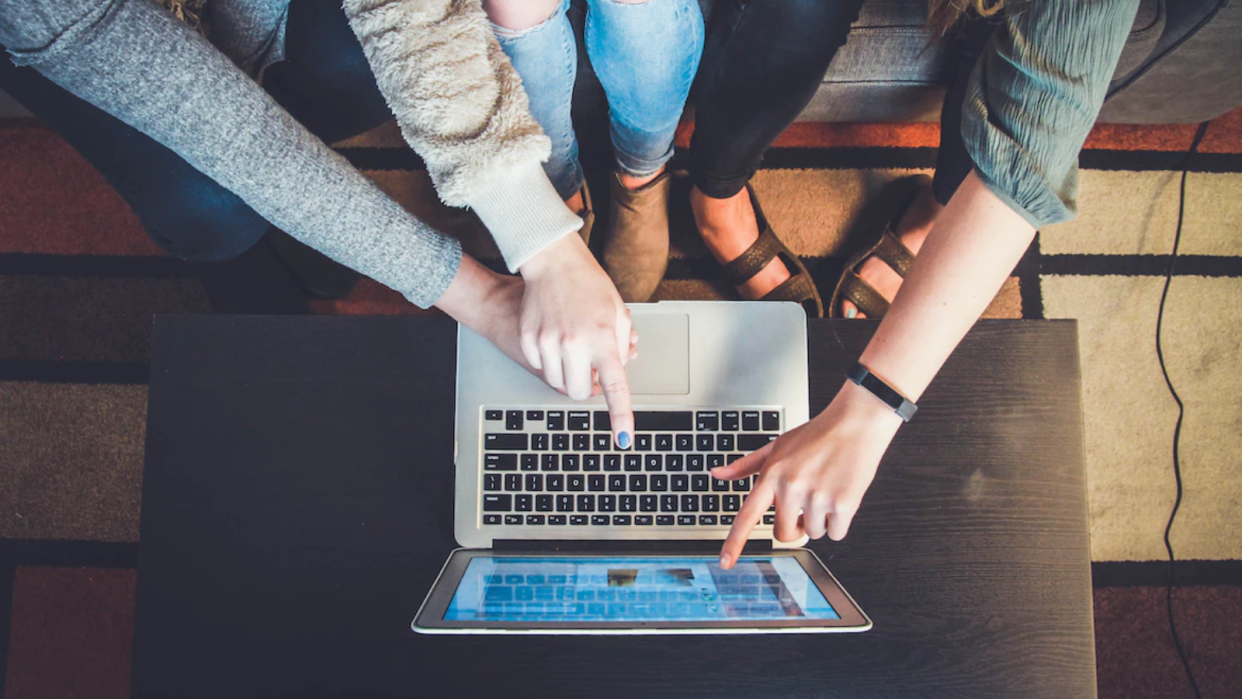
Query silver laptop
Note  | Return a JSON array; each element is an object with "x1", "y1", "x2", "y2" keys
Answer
[{"x1": 414, "y1": 301, "x2": 871, "y2": 634}]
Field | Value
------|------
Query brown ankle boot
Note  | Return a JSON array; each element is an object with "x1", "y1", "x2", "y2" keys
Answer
[{"x1": 602, "y1": 171, "x2": 671, "y2": 302}]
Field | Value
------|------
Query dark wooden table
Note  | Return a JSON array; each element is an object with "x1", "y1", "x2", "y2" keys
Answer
[{"x1": 133, "y1": 316, "x2": 1094, "y2": 698}]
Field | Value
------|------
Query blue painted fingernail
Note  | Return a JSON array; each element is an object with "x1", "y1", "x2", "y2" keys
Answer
[
  {"x1": 845, "y1": 307, "x2": 857, "y2": 319},
  {"x1": 618, "y1": 431, "x2": 632, "y2": 449}
]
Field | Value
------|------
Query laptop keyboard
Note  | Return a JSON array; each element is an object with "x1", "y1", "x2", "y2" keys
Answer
[{"x1": 480, "y1": 408, "x2": 780, "y2": 528}]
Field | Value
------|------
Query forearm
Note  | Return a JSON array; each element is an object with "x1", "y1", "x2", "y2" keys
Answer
[
  {"x1": 858, "y1": 171, "x2": 1035, "y2": 402},
  {"x1": 7, "y1": 0, "x2": 461, "y2": 308}
]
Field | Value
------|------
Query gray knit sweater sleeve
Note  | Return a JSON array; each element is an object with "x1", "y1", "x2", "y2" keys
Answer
[
  {"x1": 961, "y1": 0, "x2": 1139, "y2": 228},
  {"x1": 0, "y1": 0, "x2": 460, "y2": 308}
]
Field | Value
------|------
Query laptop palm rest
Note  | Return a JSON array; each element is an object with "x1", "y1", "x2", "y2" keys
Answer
[{"x1": 627, "y1": 313, "x2": 690, "y2": 395}]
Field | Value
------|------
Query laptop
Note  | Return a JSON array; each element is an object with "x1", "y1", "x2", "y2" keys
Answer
[{"x1": 414, "y1": 301, "x2": 871, "y2": 634}]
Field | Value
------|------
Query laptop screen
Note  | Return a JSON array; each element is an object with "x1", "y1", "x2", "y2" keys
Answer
[{"x1": 443, "y1": 556, "x2": 840, "y2": 623}]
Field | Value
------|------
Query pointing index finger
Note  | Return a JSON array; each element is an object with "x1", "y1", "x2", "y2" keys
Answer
[
  {"x1": 719, "y1": 478, "x2": 773, "y2": 570},
  {"x1": 594, "y1": 351, "x2": 633, "y2": 449}
]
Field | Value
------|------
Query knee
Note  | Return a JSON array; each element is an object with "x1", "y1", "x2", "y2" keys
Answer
[
  {"x1": 485, "y1": 0, "x2": 563, "y2": 33},
  {"x1": 140, "y1": 180, "x2": 268, "y2": 263}
]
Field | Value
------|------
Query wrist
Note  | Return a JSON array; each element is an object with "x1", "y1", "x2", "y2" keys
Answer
[
  {"x1": 517, "y1": 233, "x2": 585, "y2": 280},
  {"x1": 434, "y1": 255, "x2": 506, "y2": 330},
  {"x1": 832, "y1": 380, "x2": 906, "y2": 433}
]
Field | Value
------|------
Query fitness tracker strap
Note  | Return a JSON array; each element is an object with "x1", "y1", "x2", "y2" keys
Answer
[{"x1": 846, "y1": 362, "x2": 918, "y2": 422}]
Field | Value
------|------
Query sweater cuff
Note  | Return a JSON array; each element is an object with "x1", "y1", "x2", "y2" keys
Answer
[{"x1": 467, "y1": 161, "x2": 582, "y2": 272}]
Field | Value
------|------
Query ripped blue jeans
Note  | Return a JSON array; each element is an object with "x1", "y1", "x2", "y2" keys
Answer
[{"x1": 493, "y1": 0, "x2": 704, "y2": 200}]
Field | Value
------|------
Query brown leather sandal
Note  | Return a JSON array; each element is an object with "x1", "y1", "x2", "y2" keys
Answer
[
  {"x1": 829, "y1": 174, "x2": 929, "y2": 318},
  {"x1": 718, "y1": 184, "x2": 824, "y2": 318}
]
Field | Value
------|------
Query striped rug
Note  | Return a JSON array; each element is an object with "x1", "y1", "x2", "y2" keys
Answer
[{"x1": 2, "y1": 109, "x2": 1240, "y2": 697}]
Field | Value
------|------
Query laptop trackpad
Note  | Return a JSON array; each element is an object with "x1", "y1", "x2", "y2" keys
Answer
[{"x1": 626, "y1": 313, "x2": 689, "y2": 395}]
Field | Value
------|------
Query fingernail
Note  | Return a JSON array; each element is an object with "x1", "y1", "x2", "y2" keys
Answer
[
  {"x1": 845, "y1": 307, "x2": 857, "y2": 319},
  {"x1": 617, "y1": 431, "x2": 632, "y2": 449},
  {"x1": 719, "y1": 553, "x2": 731, "y2": 568}
]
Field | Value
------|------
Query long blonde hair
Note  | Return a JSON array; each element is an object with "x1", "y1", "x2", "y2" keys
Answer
[{"x1": 927, "y1": 0, "x2": 1005, "y2": 37}]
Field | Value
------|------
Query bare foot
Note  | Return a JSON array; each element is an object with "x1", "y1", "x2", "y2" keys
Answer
[
  {"x1": 691, "y1": 185, "x2": 791, "y2": 299},
  {"x1": 840, "y1": 184, "x2": 943, "y2": 318},
  {"x1": 565, "y1": 188, "x2": 586, "y2": 217}
]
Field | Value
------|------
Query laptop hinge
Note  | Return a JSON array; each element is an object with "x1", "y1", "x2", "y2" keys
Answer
[{"x1": 492, "y1": 539, "x2": 774, "y2": 554}]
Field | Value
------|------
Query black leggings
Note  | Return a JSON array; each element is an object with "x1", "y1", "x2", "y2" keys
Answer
[{"x1": 689, "y1": 0, "x2": 996, "y2": 204}]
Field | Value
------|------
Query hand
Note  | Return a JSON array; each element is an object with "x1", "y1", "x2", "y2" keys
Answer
[
  {"x1": 712, "y1": 381, "x2": 904, "y2": 568},
  {"x1": 517, "y1": 234, "x2": 637, "y2": 446}
]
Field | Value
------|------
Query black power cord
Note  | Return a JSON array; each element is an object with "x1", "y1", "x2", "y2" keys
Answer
[{"x1": 1155, "y1": 120, "x2": 1210, "y2": 699}]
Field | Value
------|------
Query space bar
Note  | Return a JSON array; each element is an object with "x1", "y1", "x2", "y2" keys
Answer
[{"x1": 632, "y1": 411, "x2": 693, "y2": 432}]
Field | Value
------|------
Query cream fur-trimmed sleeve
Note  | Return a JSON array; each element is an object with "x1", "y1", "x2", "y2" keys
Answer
[{"x1": 344, "y1": 0, "x2": 581, "y2": 271}]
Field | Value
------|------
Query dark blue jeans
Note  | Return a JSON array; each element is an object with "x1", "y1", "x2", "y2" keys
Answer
[{"x1": 0, "y1": 0, "x2": 391, "y2": 263}]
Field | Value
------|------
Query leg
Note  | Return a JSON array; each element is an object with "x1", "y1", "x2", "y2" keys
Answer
[
  {"x1": 584, "y1": 0, "x2": 704, "y2": 186},
  {"x1": 689, "y1": 0, "x2": 865, "y2": 300},
  {"x1": 839, "y1": 14, "x2": 997, "y2": 318},
  {"x1": 487, "y1": 0, "x2": 586, "y2": 210}
]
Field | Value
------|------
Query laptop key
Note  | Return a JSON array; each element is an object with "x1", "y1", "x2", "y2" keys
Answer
[
  {"x1": 577, "y1": 495, "x2": 595, "y2": 512},
  {"x1": 568, "y1": 411, "x2": 591, "y2": 431},
  {"x1": 526, "y1": 514, "x2": 545, "y2": 525},
  {"x1": 484, "y1": 474, "x2": 502, "y2": 491},
  {"x1": 591, "y1": 515, "x2": 610, "y2": 526},
  {"x1": 515, "y1": 494, "x2": 532, "y2": 511},
  {"x1": 588, "y1": 475, "x2": 605, "y2": 492},
  {"x1": 526, "y1": 474, "x2": 543, "y2": 491},
  {"x1": 485, "y1": 410, "x2": 503, "y2": 421},
  {"x1": 727, "y1": 453, "x2": 744, "y2": 464},
  {"x1": 712, "y1": 478, "x2": 730, "y2": 492},
  {"x1": 570, "y1": 515, "x2": 589, "y2": 525},
  {"x1": 483, "y1": 494, "x2": 511, "y2": 511},
  {"x1": 483, "y1": 514, "x2": 502, "y2": 525},
  {"x1": 723, "y1": 495, "x2": 740, "y2": 512},
  {"x1": 583, "y1": 454, "x2": 601, "y2": 471},
  {"x1": 703, "y1": 494, "x2": 720, "y2": 512},
  {"x1": 613, "y1": 515, "x2": 632, "y2": 526},
  {"x1": 644, "y1": 455, "x2": 663, "y2": 472},
  {"x1": 720, "y1": 515, "x2": 735, "y2": 525},
  {"x1": 624, "y1": 454, "x2": 642, "y2": 472},
  {"x1": 717, "y1": 434, "x2": 735, "y2": 451},
  {"x1": 635, "y1": 515, "x2": 654, "y2": 525},
  {"x1": 485, "y1": 454, "x2": 517, "y2": 471},
  {"x1": 678, "y1": 515, "x2": 696, "y2": 526},
  {"x1": 504, "y1": 474, "x2": 522, "y2": 491},
  {"x1": 526, "y1": 410, "x2": 544, "y2": 421},
  {"x1": 657, "y1": 515, "x2": 676, "y2": 526},
  {"x1": 531, "y1": 434, "x2": 549, "y2": 451},
  {"x1": 556, "y1": 495, "x2": 574, "y2": 512},
  {"x1": 738, "y1": 434, "x2": 775, "y2": 451},
  {"x1": 762, "y1": 411, "x2": 780, "y2": 431},
  {"x1": 763, "y1": 514, "x2": 776, "y2": 525},
  {"x1": 547, "y1": 474, "x2": 564, "y2": 491},
  {"x1": 634, "y1": 411, "x2": 693, "y2": 431},
  {"x1": 593, "y1": 433, "x2": 611, "y2": 452},
  {"x1": 552, "y1": 433, "x2": 569, "y2": 451},
  {"x1": 696, "y1": 434, "x2": 714, "y2": 452},
  {"x1": 675, "y1": 434, "x2": 694, "y2": 451},
  {"x1": 671, "y1": 474, "x2": 689, "y2": 492},
  {"x1": 541, "y1": 454, "x2": 559, "y2": 471},
  {"x1": 573, "y1": 434, "x2": 591, "y2": 451},
  {"x1": 691, "y1": 475, "x2": 709, "y2": 492},
  {"x1": 485, "y1": 434, "x2": 527, "y2": 451},
  {"x1": 733, "y1": 479, "x2": 751, "y2": 492},
  {"x1": 635, "y1": 434, "x2": 653, "y2": 451},
  {"x1": 686, "y1": 454, "x2": 705, "y2": 471},
  {"x1": 505, "y1": 514, "x2": 523, "y2": 526},
  {"x1": 696, "y1": 411, "x2": 719, "y2": 431},
  {"x1": 629, "y1": 475, "x2": 647, "y2": 491},
  {"x1": 660, "y1": 495, "x2": 679, "y2": 512},
  {"x1": 536, "y1": 495, "x2": 553, "y2": 512},
  {"x1": 639, "y1": 495, "x2": 658, "y2": 512},
  {"x1": 549, "y1": 515, "x2": 567, "y2": 525},
  {"x1": 599, "y1": 494, "x2": 616, "y2": 512},
  {"x1": 722, "y1": 411, "x2": 740, "y2": 431},
  {"x1": 742, "y1": 411, "x2": 761, "y2": 431},
  {"x1": 568, "y1": 474, "x2": 585, "y2": 491},
  {"x1": 651, "y1": 475, "x2": 668, "y2": 492},
  {"x1": 655, "y1": 434, "x2": 673, "y2": 451},
  {"x1": 593, "y1": 411, "x2": 611, "y2": 432},
  {"x1": 699, "y1": 515, "x2": 718, "y2": 526},
  {"x1": 604, "y1": 454, "x2": 622, "y2": 472},
  {"x1": 620, "y1": 495, "x2": 637, "y2": 512},
  {"x1": 609, "y1": 475, "x2": 626, "y2": 491},
  {"x1": 521, "y1": 454, "x2": 538, "y2": 471},
  {"x1": 707, "y1": 454, "x2": 725, "y2": 470},
  {"x1": 505, "y1": 411, "x2": 523, "y2": 431},
  {"x1": 562, "y1": 454, "x2": 580, "y2": 472},
  {"x1": 681, "y1": 495, "x2": 699, "y2": 512},
  {"x1": 665, "y1": 454, "x2": 684, "y2": 472},
  {"x1": 546, "y1": 411, "x2": 565, "y2": 430}
]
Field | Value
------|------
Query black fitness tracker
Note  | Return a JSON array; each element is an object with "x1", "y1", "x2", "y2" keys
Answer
[{"x1": 846, "y1": 362, "x2": 918, "y2": 422}]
